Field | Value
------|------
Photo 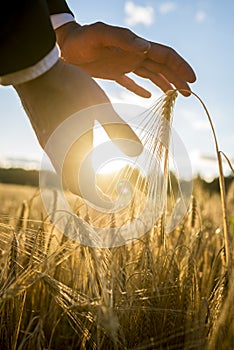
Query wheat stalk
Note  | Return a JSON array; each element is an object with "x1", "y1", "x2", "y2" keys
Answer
[
  {"x1": 8, "y1": 231, "x2": 19, "y2": 280},
  {"x1": 190, "y1": 195, "x2": 197, "y2": 229},
  {"x1": 178, "y1": 89, "x2": 232, "y2": 277}
]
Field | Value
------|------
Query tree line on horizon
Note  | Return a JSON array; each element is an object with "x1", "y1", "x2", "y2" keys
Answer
[{"x1": 0, "y1": 166, "x2": 233, "y2": 194}]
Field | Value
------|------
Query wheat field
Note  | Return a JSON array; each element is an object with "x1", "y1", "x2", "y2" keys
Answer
[
  {"x1": 0, "y1": 178, "x2": 233, "y2": 350},
  {"x1": 0, "y1": 90, "x2": 234, "y2": 349}
]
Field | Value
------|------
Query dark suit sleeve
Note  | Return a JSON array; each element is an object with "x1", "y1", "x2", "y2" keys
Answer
[
  {"x1": 47, "y1": 0, "x2": 74, "y2": 16},
  {"x1": 0, "y1": 1, "x2": 57, "y2": 77}
]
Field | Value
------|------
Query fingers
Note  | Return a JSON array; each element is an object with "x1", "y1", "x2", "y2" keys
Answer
[
  {"x1": 97, "y1": 24, "x2": 196, "y2": 96},
  {"x1": 147, "y1": 43, "x2": 196, "y2": 83},
  {"x1": 135, "y1": 60, "x2": 192, "y2": 96},
  {"x1": 93, "y1": 21, "x2": 151, "y2": 52},
  {"x1": 96, "y1": 23, "x2": 196, "y2": 87},
  {"x1": 134, "y1": 67, "x2": 173, "y2": 95},
  {"x1": 96, "y1": 103, "x2": 143, "y2": 157},
  {"x1": 116, "y1": 75, "x2": 151, "y2": 98}
]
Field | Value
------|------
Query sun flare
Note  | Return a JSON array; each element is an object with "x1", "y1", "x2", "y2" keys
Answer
[{"x1": 92, "y1": 122, "x2": 135, "y2": 175}]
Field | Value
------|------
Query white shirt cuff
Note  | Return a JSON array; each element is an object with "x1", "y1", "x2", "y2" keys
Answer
[
  {"x1": 0, "y1": 45, "x2": 59, "y2": 86},
  {"x1": 50, "y1": 13, "x2": 75, "y2": 30}
]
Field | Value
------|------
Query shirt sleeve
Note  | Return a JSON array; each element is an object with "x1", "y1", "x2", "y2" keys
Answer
[
  {"x1": 0, "y1": 46, "x2": 59, "y2": 86},
  {"x1": 0, "y1": 1, "x2": 59, "y2": 85},
  {"x1": 50, "y1": 13, "x2": 75, "y2": 30}
]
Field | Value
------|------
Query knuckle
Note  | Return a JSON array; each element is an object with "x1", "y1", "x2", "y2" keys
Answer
[
  {"x1": 122, "y1": 27, "x2": 135, "y2": 38},
  {"x1": 167, "y1": 47, "x2": 177, "y2": 57},
  {"x1": 114, "y1": 25, "x2": 135, "y2": 39},
  {"x1": 92, "y1": 21, "x2": 106, "y2": 31},
  {"x1": 163, "y1": 46, "x2": 177, "y2": 64}
]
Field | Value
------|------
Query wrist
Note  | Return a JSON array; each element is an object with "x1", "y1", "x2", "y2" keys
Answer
[{"x1": 55, "y1": 21, "x2": 82, "y2": 49}]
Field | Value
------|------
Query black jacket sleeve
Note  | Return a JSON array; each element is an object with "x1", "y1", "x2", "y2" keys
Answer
[
  {"x1": 47, "y1": 0, "x2": 74, "y2": 16},
  {"x1": 0, "y1": 0, "x2": 73, "y2": 77},
  {"x1": 0, "y1": 1, "x2": 56, "y2": 76}
]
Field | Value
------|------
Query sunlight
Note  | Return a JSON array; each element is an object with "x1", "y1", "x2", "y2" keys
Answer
[{"x1": 92, "y1": 122, "x2": 133, "y2": 174}]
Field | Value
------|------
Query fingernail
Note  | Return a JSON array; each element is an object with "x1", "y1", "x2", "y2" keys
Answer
[{"x1": 134, "y1": 38, "x2": 151, "y2": 51}]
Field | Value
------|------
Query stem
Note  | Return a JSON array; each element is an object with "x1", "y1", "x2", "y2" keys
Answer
[{"x1": 178, "y1": 89, "x2": 232, "y2": 275}]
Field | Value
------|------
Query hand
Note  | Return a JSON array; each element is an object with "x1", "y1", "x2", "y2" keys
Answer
[
  {"x1": 14, "y1": 60, "x2": 142, "y2": 208},
  {"x1": 56, "y1": 21, "x2": 196, "y2": 97}
]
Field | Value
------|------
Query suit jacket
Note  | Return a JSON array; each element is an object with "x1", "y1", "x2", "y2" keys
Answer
[{"x1": 0, "y1": 0, "x2": 73, "y2": 77}]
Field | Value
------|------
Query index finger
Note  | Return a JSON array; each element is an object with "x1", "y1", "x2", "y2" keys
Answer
[{"x1": 147, "y1": 43, "x2": 196, "y2": 83}]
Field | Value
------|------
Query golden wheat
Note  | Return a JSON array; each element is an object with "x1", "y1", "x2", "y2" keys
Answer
[{"x1": 0, "y1": 90, "x2": 233, "y2": 349}]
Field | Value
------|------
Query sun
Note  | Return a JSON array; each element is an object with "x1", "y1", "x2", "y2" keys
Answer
[{"x1": 92, "y1": 122, "x2": 134, "y2": 175}]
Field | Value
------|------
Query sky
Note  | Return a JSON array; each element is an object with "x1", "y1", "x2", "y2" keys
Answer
[{"x1": 0, "y1": 0, "x2": 234, "y2": 180}]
